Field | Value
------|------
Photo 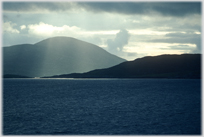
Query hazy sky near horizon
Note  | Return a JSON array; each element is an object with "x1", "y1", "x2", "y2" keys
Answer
[{"x1": 2, "y1": 1, "x2": 202, "y2": 60}]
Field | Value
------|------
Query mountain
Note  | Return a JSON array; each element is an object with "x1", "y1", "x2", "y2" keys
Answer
[
  {"x1": 48, "y1": 54, "x2": 201, "y2": 79},
  {"x1": 3, "y1": 36, "x2": 126, "y2": 77}
]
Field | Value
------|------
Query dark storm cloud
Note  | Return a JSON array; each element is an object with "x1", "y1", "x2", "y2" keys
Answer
[
  {"x1": 77, "y1": 2, "x2": 148, "y2": 14},
  {"x1": 3, "y1": 2, "x2": 74, "y2": 12},
  {"x1": 3, "y1": 2, "x2": 201, "y2": 16},
  {"x1": 77, "y1": 2, "x2": 201, "y2": 17},
  {"x1": 149, "y1": 2, "x2": 201, "y2": 16}
]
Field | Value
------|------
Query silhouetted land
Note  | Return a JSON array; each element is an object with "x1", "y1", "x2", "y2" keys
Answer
[{"x1": 46, "y1": 54, "x2": 201, "y2": 79}]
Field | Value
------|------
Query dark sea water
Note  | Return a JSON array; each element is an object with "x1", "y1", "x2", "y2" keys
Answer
[{"x1": 3, "y1": 78, "x2": 201, "y2": 135}]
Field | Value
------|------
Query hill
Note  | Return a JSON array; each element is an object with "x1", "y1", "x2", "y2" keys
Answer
[
  {"x1": 3, "y1": 36, "x2": 126, "y2": 77},
  {"x1": 48, "y1": 54, "x2": 201, "y2": 79}
]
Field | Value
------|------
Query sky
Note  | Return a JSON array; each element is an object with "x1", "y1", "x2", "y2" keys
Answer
[{"x1": 2, "y1": 1, "x2": 202, "y2": 60}]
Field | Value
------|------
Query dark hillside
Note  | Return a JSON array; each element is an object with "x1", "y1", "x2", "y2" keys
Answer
[{"x1": 50, "y1": 54, "x2": 201, "y2": 79}]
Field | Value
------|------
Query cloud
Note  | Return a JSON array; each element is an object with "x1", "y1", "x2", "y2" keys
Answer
[
  {"x1": 77, "y1": 2, "x2": 201, "y2": 17},
  {"x1": 191, "y1": 40, "x2": 201, "y2": 53},
  {"x1": 148, "y1": 32, "x2": 201, "y2": 53},
  {"x1": 77, "y1": 2, "x2": 148, "y2": 15},
  {"x1": 27, "y1": 22, "x2": 81, "y2": 36},
  {"x1": 168, "y1": 44, "x2": 196, "y2": 50},
  {"x1": 149, "y1": 2, "x2": 201, "y2": 17},
  {"x1": 3, "y1": 2, "x2": 201, "y2": 17},
  {"x1": 20, "y1": 25, "x2": 26, "y2": 30},
  {"x1": 3, "y1": 2, "x2": 77, "y2": 13},
  {"x1": 25, "y1": 22, "x2": 118, "y2": 45},
  {"x1": 3, "y1": 21, "x2": 19, "y2": 33},
  {"x1": 4, "y1": 21, "x2": 117, "y2": 47},
  {"x1": 107, "y1": 29, "x2": 130, "y2": 54},
  {"x1": 165, "y1": 32, "x2": 200, "y2": 38}
]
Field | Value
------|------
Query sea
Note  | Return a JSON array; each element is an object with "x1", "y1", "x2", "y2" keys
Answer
[{"x1": 3, "y1": 78, "x2": 201, "y2": 135}]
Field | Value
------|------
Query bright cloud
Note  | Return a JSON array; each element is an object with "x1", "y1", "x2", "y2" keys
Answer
[
  {"x1": 20, "y1": 25, "x2": 26, "y2": 30},
  {"x1": 3, "y1": 21, "x2": 19, "y2": 33},
  {"x1": 27, "y1": 22, "x2": 81, "y2": 36},
  {"x1": 129, "y1": 29, "x2": 170, "y2": 35},
  {"x1": 81, "y1": 30, "x2": 119, "y2": 35},
  {"x1": 26, "y1": 22, "x2": 119, "y2": 37}
]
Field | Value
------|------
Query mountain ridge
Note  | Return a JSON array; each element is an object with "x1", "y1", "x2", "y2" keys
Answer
[{"x1": 3, "y1": 36, "x2": 126, "y2": 77}]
